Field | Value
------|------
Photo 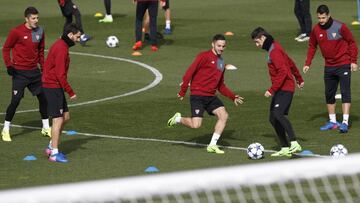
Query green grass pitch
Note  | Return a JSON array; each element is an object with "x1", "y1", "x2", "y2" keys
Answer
[{"x1": 0, "y1": 0, "x2": 359, "y2": 189}]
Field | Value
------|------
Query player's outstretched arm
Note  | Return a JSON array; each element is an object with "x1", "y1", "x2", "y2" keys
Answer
[{"x1": 233, "y1": 95, "x2": 244, "y2": 106}]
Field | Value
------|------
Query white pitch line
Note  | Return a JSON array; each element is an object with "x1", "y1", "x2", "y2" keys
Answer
[
  {"x1": 0, "y1": 51, "x2": 163, "y2": 114},
  {"x1": 7, "y1": 123, "x2": 326, "y2": 157}
]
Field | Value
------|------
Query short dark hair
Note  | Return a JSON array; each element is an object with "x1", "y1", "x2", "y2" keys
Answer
[
  {"x1": 63, "y1": 23, "x2": 81, "y2": 35},
  {"x1": 317, "y1": 5, "x2": 329, "y2": 15},
  {"x1": 24, "y1": 7, "x2": 38, "y2": 17},
  {"x1": 212, "y1": 34, "x2": 226, "y2": 42},
  {"x1": 251, "y1": 27, "x2": 270, "y2": 39}
]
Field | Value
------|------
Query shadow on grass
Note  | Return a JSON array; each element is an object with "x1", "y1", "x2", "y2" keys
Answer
[
  {"x1": 173, "y1": 130, "x2": 238, "y2": 149},
  {"x1": 60, "y1": 136, "x2": 101, "y2": 155},
  {"x1": 10, "y1": 120, "x2": 43, "y2": 139}
]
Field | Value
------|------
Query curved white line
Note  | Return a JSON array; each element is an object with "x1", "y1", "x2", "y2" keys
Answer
[{"x1": 0, "y1": 51, "x2": 163, "y2": 114}]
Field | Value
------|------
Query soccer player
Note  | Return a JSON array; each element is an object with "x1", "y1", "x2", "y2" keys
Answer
[
  {"x1": 294, "y1": 0, "x2": 312, "y2": 42},
  {"x1": 99, "y1": 0, "x2": 113, "y2": 23},
  {"x1": 251, "y1": 27, "x2": 304, "y2": 157},
  {"x1": 42, "y1": 23, "x2": 80, "y2": 163},
  {"x1": 1, "y1": 7, "x2": 51, "y2": 141},
  {"x1": 132, "y1": 0, "x2": 165, "y2": 51},
  {"x1": 57, "y1": 0, "x2": 91, "y2": 45},
  {"x1": 303, "y1": 5, "x2": 358, "y2": 133},
  {"x1": 167, "y1": 34, "x2": 244, "y2": 154}
]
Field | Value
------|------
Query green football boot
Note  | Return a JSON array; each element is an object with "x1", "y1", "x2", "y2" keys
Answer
[
  {"x1": 167, "y1": 112, "x2": 181, "y2": 127},
  {"x1": 289, "y1": 141, "x2": 302, "y2": 154},
  {"x1": 271, "y1": 147, "x2": 291, "y2": 157},
  {"x1": 207, "y1": 145, "x2": 225, "y2": 154}
]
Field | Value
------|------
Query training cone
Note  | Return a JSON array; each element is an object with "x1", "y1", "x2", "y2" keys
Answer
[
  {"x1": 66, "y1": 130, "x2": 78, "y2": 136},
  {"x1": 299, "y1": 150, "x2": 314, "y2": 156},
  {"x1": 224, "y1": 31, "x2": 234, "y2": 36},
  {"x1": 351, "y1": 21, "x2": 360, "y2": 25},
  {"x1": 23, "y1": 155, "x2": 37, "y2": 161},
  {"x1": 145, "y1": 166, "x2": 159, "y2": 173},
  {"x1": 94, "y1": 12, "x2": 103, "y2": 18},
  {"x1": 132, "y1": 51, "x2": 142, "y2": 56}
]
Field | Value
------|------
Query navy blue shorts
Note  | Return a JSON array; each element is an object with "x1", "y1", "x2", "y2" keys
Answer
[{"x1": 12, "y1": 69, "x2": 42, "y2": 98}]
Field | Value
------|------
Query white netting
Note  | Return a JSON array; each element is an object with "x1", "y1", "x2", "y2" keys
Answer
[{"x1": 1, "y1": 154, "x2": 360, "y2": 203}]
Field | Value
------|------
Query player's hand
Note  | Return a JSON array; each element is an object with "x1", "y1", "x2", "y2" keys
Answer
[
  {"x1": 303, "y1": 66, "x2": 310, "y2": 73},
  {"x1": 70, "y1": 94, "x2": 77, "y2": 100},
  {"x1": 177, "y1": 94, "x2": 184, "y2": 100},
  {"x1": 160, "y1": 0, "x2": 166, "y2": 7},
  {"x1": 6, "y1": 66, "x2": 15, "y2": 76},
  {"x1": 351, "y1": 63, "x2": 358, "y2": 72},
  {"x1": 234, "y1": 95, "x2": 244, "y2": 106},
  {"x1": 297, "y1": 81, "x2": 305, "y2": 89},
  {"x1": 264, "y1": 91, "x2": 272, "y2": 97}
]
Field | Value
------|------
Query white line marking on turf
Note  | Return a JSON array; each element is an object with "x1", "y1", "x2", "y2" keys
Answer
[
  {"x1": 8, "y1": 124, "x2": 326, "y2": 157},
  {"x1": 0, "y1": 51, "x2": 163, "y2": 115}
]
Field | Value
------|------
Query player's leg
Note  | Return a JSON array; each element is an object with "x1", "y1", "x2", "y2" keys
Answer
[
  {"x1": 70, "y1": 4, "x2": 91, "y2": 45},
  {"x1": 321, "y1": 67, "x2": 340, "y2": 130},
  {"x1": 2, "y1": 74, "x2": 27, "y2": 141},
  {"x1": 205, "y1": 97, "x2": 227, "y2": 154},
  {"x1": 28, "y1": 69, "x2": 51, "y2": 137},
  {"x1": 294, "y1": 0, "x2": 306, "y2": 41},
  {"x1": 148, "y1": 1, "x2": 159, "y2": 50},
  {"x1": 43, "y1": 88, "x2": 68, "y2": 163},
  {"x1": 162, "y1": 0, "x2": 171, "y2": 34},
  {"x1": 60, "y1": 1, "x2": 74, "y2": 32},
  {"x1": 133, "y1": 2, "x2": 147, "y2": 50},
  {"x1": 338, "y1": 65, "x2": 351, "y2": 133},
  {"x1": 302, "y1": 0, "x2": 312, "y2": 37},
  {"x1": 99, "y1": 0, "x2": 113, "y2": 23}
]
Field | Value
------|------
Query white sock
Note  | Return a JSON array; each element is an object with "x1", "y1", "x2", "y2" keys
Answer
[
  {"x1": 343, "y1": 114, "x2": 349, "y2": 125},
  {"x1": 42, "y1": 119, "x2": 50, "y2": 129},
  {"x1": 51, "y1": 148, "x2": 59, "y2": 156},
  {"x1": 165, "y1": 20, "x2": 171, "y2": 29},
  {"x1": 48, "y1": 141, "x2": 53, "y2": 149},
  {"x1": 175, "y1": 116, "x2": 181, "y2": 124},
  {"x1": 209, "y1": 133, "x2": 221, "y2": 146},
  {"x1": 329, "y1": 114, "x2": 336, "y2": 123},
  {"x1": 3, "y1": 121, "x2": 10, "y2": 131}
]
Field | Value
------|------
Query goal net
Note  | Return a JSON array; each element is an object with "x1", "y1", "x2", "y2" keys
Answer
[{"x1": 1, "y1": 153, "x2": 360, "y2": 203}]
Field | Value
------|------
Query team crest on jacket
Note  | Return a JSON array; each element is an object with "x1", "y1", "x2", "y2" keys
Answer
[
  {"x1": 36, "y1": 35, "x2": 40, "y2": 40},
  {"x1": 332, "y1": 33, "x2": 337, "y2": 38}
]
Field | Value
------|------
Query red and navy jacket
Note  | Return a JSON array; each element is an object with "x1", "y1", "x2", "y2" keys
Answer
[
  {"x1": 42, "y1": 38, "x2": 75, "y2": 97},
  {"x1": 2, "y1": 23, "x2": 45, "y2": 70},
  {"x1": 178, "y1": 50, "x2": 236, "y2": 100},
  {"x1": 267, "y1": 41, "x2": 304, "y2": 94},
  {"x1": 305, "y1": 20, "x2": 358, "y2": 67}
]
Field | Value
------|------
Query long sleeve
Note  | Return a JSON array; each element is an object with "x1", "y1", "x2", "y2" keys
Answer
[
  {"x1": 268, "y1": 50, "x2": 288, "y2": 94},
  {"x1": 305, "y1": 29, "x2": 318, "y2": 66},
  {"x1": 288, "y1": 57, "x2": 304, "y2": 84},
  {"x1": 178, "y1": 54, "x2": 203, "y2": 97},
  {"x1": 218, "y1": 73, "x2": 236, "y2": 100},
  {"x1": 341, "y1": 24, "x2": 358, "y2": 64},
  {"x1": 2, "y1": 29, "x2": 17, "y2": 68},
  {"x1": 54, "y1": 50, "x2": 75, "y2": 97}
]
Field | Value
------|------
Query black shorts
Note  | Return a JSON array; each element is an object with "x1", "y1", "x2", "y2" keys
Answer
[
  {"x1": 60, "y1": 0, "x2": 77, "y2": 17},
  {"x1": 162, "y1": 0, "x2": 170, "y2": 10},
  {"x1": 190, "y1": 95, "x2": 224, "y2": 117},
  {"x1": 12, "y1": 69, "x2": 42, "y2": 98},
  {"x1": 324, "y1": 65, "x2": 351, "y2": 104},
  {"x1": 43, "y1": 88, "x2": 69, "y2": 118},
  {"x1": 270, "y1": 91, "x2": 293, "y2": 115}
]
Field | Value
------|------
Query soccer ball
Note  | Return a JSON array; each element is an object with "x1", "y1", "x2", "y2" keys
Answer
[
  {"x1": 247, "y1": 143, "x2": 264, "y2": 160},
  {"x1": 106, "y1": 36, "x2": 119, "y2": 48},
  {"x1": 330, "y1": 144, "x2": 348, "y2": 157}
]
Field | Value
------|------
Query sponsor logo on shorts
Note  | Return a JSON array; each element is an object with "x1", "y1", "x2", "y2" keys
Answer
[
  {"x1": 60, "y1": 109, "x2": 63, "y2": 114},
  {"x1": 13, "y1": 90, "x2": 18, "y2": 95},
  {"x1": 195, "y1": 109, "x2": 200, "y2": 114},
  {"x1": 275, "y1": 104, "x2": 280, "y2": 107},
  {"x1": 344, "y1": 72, "x2": 348, "y2": 75}
]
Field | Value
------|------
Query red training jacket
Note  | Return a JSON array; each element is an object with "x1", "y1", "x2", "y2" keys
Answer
[
  {"x1": 267, "y1": 41, "x2": 304, "y2": 95},
  {"x1": 178, "y1": 50, "x2": 236, "y2": 100},
  {"x1": 2, "y1": 24, "x2": 45, "y2": 70},
  {"x1": 305, "y1": 20, "x2": 358, "y2": 67},
  {"x1": 42, "y1": 38, "x2": 75, "y2": 97}
]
